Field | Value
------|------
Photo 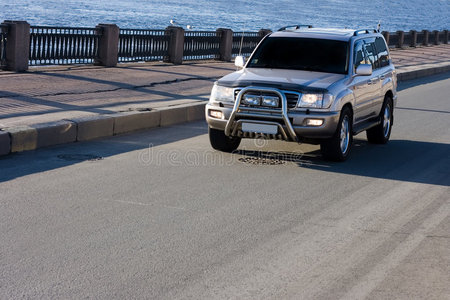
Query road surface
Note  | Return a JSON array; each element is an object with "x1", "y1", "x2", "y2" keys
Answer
[{"x1": 1, "y1": 73, "x2": 449, "y2": 299}]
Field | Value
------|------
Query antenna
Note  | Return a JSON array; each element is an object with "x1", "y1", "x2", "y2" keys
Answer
[{"x1": 238, "y1": 31, "x2": 245, "y2": 57}]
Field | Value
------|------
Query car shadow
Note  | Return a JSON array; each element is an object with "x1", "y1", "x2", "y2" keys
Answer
[{"x1": 236, "y1": 138, "x2": 450, "y2": 187}]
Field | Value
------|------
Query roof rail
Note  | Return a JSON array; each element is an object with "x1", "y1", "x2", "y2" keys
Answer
[
  {"x1": 353, "y1": 29, "x2": 378, "y2": 36},
  {"x1": 278, "y1": 25, "x2": 313, "y2": 31}
]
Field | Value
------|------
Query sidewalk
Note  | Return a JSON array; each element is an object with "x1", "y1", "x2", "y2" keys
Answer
[{"x1": 0, "y1": 44, "x2": 449, "y2": 155}]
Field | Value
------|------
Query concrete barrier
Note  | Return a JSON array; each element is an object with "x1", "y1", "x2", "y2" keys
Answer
[
  {"x1": 113, "y1": 110, "x2": 160, "y2": 135},
  {"x1": 8, "y1": 125, "x2": 37, "y2": 152},
  {"x1": 71, "y1": 115, "x2": 114, "y2": 141},
  {"x1": 34, "y1": 120, "x2": 77, "y2": 148},
  {"x1": 160, "y1": 106, "x2": 189, "y2": 127}
]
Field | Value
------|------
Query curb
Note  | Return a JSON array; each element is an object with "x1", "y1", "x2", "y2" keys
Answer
[
  {"x1": 0, "y1": 65, "x2": 449, "y2": 157},
  {"x1": 397, "y1": 64, "x2": 450, "y2": 81},
  {"x1": 0, "y1": 102, "x2": 206, "y2": 157}
]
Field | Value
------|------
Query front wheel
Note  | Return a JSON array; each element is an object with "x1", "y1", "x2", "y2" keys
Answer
[
  {"x1": 209, "y1": 127, "x2": 241, "y2": 152},
  {"x1": 366, "y1": 96, "x2": 393, "y2": 144},
  {"x1": 321, "y1": 107, "x2": 353, "y2": 161}
]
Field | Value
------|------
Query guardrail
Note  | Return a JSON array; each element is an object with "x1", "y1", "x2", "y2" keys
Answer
[
  {"x1": 183, "y1": 30, "x2": 222, "y2": 61},
  {"x1": 0, "y1": 24, "x2": 7, "y2": 68},
  {"x1": 29, "y1": 26, "x2": 100, "y2": 65},
  {"x1": 0, "y1": 20, "x2": 448, "y2": 71},
  {"x1": 118, "y1": 29, "x2": 169, "y2": 62},
  {"x1": 232, "y1": 32, "x2": 263, "y2": 57},
  {"x1": 383, "y1": 29, "x2": 449, "y2": 48}
]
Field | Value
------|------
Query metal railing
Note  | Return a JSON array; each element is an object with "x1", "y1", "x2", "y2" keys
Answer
[
  {"x1": 0, "y1": 24, "x2": 7, "y2": 67},
  {"x1": 118, "y1": 29, "x2": 169, "y2": 62},
  {"x1": 232, "y1": 32, "x2": 262, "y2": 57},
  {"x1": 416, "y1": 31, "x2": 425, "y2": 45},
  {"x1": 183, "y1": 31, "x2": 221, "y2": 61},
  {"x1": 29, "y1": 26, "x2": 100, "y2": 65}
]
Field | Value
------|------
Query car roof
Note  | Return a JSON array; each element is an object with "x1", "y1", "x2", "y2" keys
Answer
[{"x1": 270, "y1": 28, "x2": 380, "y2": 42}]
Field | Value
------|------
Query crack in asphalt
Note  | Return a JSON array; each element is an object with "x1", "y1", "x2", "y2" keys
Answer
[{"x1": 0, "y1": 76, "x2": 219, "y2": 99}]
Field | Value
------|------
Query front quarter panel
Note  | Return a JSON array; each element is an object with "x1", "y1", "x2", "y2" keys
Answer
[{"x1": 331, "y1": 88, "x2": 355, "y2": 113}]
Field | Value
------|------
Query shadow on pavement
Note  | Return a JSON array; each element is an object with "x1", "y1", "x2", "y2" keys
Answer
[
  {"x1": 0, "y1": 122, "x2": 207, "y2": 183},
  {"x1": 397, "y1": 71, "x2": 449, "y2": 91},
  {"x1": 236, "y1": 138, "x2": 450, "y2": 187}
]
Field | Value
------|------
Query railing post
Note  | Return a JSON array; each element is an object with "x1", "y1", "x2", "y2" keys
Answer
[
  {"x1": 216, "y1": 28, "x2": 233, "y2": 61},
  {"x1": 382, "y1": 31, "x2": 390, "y2": 45},
  {"x1": 396, "y1": 30, "x2": 404, "y2": 48},
  {"x1": 409, "y1": 30, "x2": 417, "y2": 47},
  {"x1": 444, "y1": 30, "x2": 449, "y2": 44},
  {"x1": 165, "y1": 26, "x2": 184, "y2": 64},
  {"x1": 258, "y1": 29, "x2": 272, "y2": 38},
  {"x1": 95, "y1": 24, "x2": 119, "y2": 67},
  {"x1": 432, "y1": 30, "x2": 440, "y2": 45},
  {"x1": 422, "y1": 30, "x2": 429, "y2": 46},
  {"x1": 1, "y1": 20, "x2": 29, "y2": 72}
]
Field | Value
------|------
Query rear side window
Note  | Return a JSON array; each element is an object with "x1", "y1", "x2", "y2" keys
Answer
[{"x1": 375, "y1": 37, "x2": 390, "y2": 67}]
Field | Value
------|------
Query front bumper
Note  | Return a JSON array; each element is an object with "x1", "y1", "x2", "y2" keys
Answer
[{"x1": 205, "y1": 86, "x2": 340, "y2": 142}]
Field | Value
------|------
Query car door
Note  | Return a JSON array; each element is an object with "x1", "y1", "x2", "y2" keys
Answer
[
  {"x1": 350, "y1": 39, "x2": 377, "y2": 123},
  {"x1": 361, "y1": 38, "x2": 384, "y2": 118},
  {"x1": 372, "y1": 36, "x2": 394, "y2": 114}
]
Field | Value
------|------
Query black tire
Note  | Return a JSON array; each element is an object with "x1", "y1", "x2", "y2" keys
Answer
[
  {"x1": 320, "y1": 107, "x2": 353, "y2": 161},
  {"x1": 366, "y1": 96, "x2": 393, "y2": 144},
  {"x1": 209, "y1": 127, "x2": 241, "y2": 152}
]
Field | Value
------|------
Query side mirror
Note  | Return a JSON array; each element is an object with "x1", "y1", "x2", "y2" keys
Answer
[
  {"x1": 355, "y1": 64, "x2": 372, "y2": 76},
  {"x1": 235, "y1": 56, "x2": 245, "y2": 68}
]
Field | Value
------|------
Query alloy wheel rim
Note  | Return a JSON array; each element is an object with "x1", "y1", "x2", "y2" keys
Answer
[
  {"x1": 383, "y1": 105, "x2": 391, "y2": 137},
  {"x1": 340, "y1": 116, "x2": 350, "y2": 154}
]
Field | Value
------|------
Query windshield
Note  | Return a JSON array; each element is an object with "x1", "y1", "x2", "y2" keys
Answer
[{"x1": 247, "y1": 37, "x2": 349, "y2": 74}]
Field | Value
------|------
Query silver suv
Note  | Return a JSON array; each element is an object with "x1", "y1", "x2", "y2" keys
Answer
[{"x1": 205, "y1": 26, "x2": 397, "y2": 161}]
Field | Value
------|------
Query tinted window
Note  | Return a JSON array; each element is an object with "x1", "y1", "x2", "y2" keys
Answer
[
  {"x1": 375, "y1": 37, "x2": 390, "y2": 67},
  {"x1": 248, "y1": 37, "x2": 349, "y2": 74},
  {"x1": 354, "y1": 40, "x2": 366, "y2": 70},
  {"x1": 363, "y1": 40, "x2": 379, "y2": 69}
]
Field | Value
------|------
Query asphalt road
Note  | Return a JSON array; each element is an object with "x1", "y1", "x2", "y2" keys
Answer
[{"x1": 1, "y1": 73, "x2": 449, "y2": 299}]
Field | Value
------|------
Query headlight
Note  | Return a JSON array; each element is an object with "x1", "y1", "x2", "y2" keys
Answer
[
  {"x1": 297, "y1": 93, "x2": 333, "y2": 109},
  {"x1": 210, "y1": 84, "x2": 234, "y2": 103}
]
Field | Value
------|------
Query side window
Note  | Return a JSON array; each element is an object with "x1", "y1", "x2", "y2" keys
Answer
[
  {"x1": 362, "y1": 40, "x2": 379, "y2": 69},
  {"x1": 375, "y1": 37, "x2": 390, "y2": 67},
  {"x1": 353, "y1": 40, "x2": 366, "y2": 70}
]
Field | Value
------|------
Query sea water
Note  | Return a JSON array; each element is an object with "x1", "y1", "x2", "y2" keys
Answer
[{"x1": 1, "y1": 0, "x2": 448, "y2": 32}]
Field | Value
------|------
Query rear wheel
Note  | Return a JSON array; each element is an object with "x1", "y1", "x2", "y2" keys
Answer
[
  {"x1": 321, "y1": 107, "x2": 353, "y2": 161},
  {"x1": 366, "y1": 96, "x2": 393, "y2": 144},
  {"x1": 209, "y1": 127, "x2": 241, "y2": 152}
]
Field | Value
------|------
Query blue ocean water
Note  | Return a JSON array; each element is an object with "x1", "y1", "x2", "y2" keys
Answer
[{"x1": 1, "y1": 0, "x2": 449, "y2": 32}]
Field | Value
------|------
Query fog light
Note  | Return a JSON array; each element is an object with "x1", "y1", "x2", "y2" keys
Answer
[
  {"x1": 305, "y1": 119, "x2": 324, "y2": 126},
  {"x1": 209, "y1": 110, "x2": 224, "y2": 119}
]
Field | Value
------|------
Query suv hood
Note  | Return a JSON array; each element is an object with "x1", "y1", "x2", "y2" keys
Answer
[{"x1": 217, "y1": 68, "x2": 345, "y2": 92}]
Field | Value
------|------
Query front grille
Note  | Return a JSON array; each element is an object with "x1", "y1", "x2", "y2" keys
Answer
[
  {"x1": 234, "y1": 89, "x2": 299, "y2": 109},
  {"x1": 285, "y1": 93, "x2": 300, "y2": 108}
]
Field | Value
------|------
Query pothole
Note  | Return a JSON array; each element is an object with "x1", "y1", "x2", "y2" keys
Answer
[{"x1": 57, "y1": 154, "x2": 104, "y2": 162}]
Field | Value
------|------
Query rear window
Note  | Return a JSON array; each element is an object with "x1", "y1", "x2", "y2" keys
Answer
[{"x1": 248, "y1": 37, "x2": 349, "y2": 74}]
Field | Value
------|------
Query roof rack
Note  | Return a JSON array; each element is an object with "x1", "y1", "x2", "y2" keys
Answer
[
  {"x1": 278, "y1": 25, "x2": 313, "y2": 31},
  {"x1": 353, "y1": 29, "x2": 378, "y2": 36}
]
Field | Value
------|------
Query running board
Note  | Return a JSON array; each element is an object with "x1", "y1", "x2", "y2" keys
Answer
[{"x1": 353, "y1": 118, "x2": 381, "y2": 135}]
